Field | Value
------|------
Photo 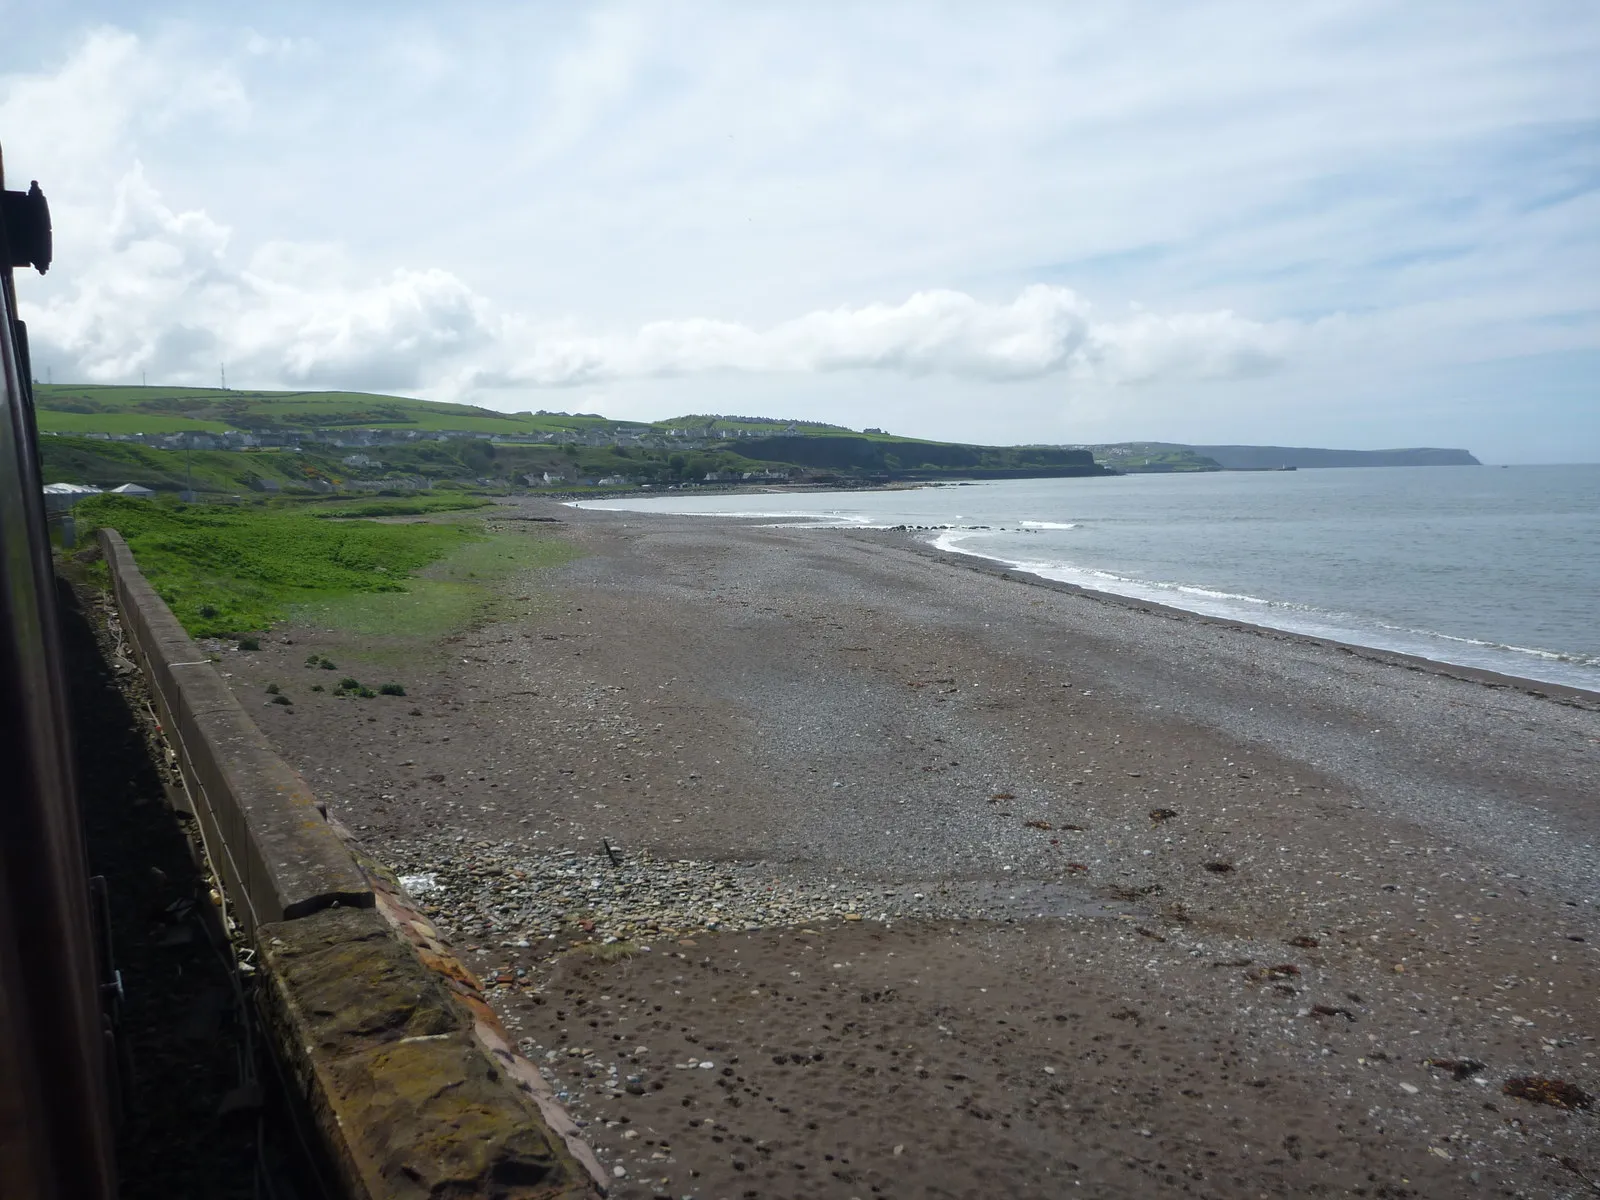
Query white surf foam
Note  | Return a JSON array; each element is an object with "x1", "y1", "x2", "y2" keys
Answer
[{"x1": 928, "y1": 531, "x2": 1600, "y2": 690}]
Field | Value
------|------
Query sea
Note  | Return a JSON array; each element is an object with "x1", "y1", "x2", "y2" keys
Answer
[{"x1": 577, "y1": 464, "x2": 1600, "y2": 693}]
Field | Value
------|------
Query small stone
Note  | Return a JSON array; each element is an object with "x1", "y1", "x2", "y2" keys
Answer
[{"x1": 1400, "y1": 1082, "x2": 1419, "y2": 1095}]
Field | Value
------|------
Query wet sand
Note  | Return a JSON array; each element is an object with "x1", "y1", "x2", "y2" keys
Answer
[{"x1": 219, "y1": 500, "x2": 1599, "y2": 1198}]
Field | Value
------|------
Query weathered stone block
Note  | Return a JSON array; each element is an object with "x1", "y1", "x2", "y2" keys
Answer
[{"x1": 259, "y1": 909, "x2": 594, "y2": 1199}]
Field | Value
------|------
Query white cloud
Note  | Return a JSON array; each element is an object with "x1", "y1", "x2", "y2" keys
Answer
[
  {"x1": 26, "y1": 166, "x2": 1289, "y2": 393},
  {"x1": 27, "y1": 167, "x2": 497, "y2": 389},
  {"x1": 0, "y1": 27, "x2": 245, "y2": 193},
  {"x1": 488, "y1": 286, "x2": 1292, "y2": 389}
]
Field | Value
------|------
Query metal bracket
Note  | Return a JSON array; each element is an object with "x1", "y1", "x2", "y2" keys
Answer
[{"x1": 2, "y1": 181, "x2": 51, "y2": 273}]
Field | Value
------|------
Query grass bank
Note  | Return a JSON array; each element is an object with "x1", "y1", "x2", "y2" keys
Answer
[
  {"x1": 75, "y1": 495, "x2": 576, "y2": 638},
  {"x1": 288, "y1": 526, "x2": 579, "y2": 641}
]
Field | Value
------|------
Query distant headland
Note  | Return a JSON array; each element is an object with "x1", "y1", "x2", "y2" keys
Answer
[{"x1": 1086, "y1": 442, "x2": 1481, "y2": 472}]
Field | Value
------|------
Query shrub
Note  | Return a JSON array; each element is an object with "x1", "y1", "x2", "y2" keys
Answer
[
  {"x1": 304, "y1": 654, "x2": 321, "y2": 667},
  {"x1": 378, "y1": 682, "x2": 405, "y2": 696},
  {"x1": 264, "y1": 683, "x2": 280, "y2": 694},
  {"x1": 311, "y1": 684, "x2": 324, "y2": 693},
  {"x1": 237, "y1": 636, "x2": 260, "y2": 651},
  {"x1": 352, "y1": 685, "x2": 378, "y2": 699},
  {"x1": 338, "y1": 677, "x2": 361, "y2": 691},
  {"x1": 319, "y1": 658, "x2": 336, "y2": 670},
  {"x1": 269, "y1": 694, "x2": 291, "y2": 706}
]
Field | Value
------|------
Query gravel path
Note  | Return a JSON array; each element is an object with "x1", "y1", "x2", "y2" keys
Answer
[{"x1": 219, "y1": 501, "x2": 1600, "y2": 1199}]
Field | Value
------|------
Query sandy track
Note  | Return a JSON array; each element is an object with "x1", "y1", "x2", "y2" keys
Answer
[{"x1": 220, "y1": 501, "x2": 1599, "y2": 1198}]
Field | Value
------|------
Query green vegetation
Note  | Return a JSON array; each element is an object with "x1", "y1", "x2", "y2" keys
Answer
[
  {"x1": 1085, "y1": 443, "x2": 1223, "y2": 472},
  {"x1": 41, "y1": 435, "x2": 348, "y2": 492},
  {"x1": 34, "y1": 385, "x2": 594, "y2": 435},
  {"x1": 39, "y1": 410, "x2": 233, "y2": 434},
  {"x1": 288, "y1": 523, "x2": 580, "y2": 640},
  {"x1": 75, "y1": 494, "x2": 482, "y2": 636},
  {"x1": 71, "y1": 491, "x2": 584, "y2": 645},
  {"x1": 655, "y1": 414, "x2": 853, "y2": 434},
  {"x1": 310, "y1": 497, "x2": 492, "y2": 518},
  {"x1": 36, "y1": 385, "x2": 1110, "y2": 484}
]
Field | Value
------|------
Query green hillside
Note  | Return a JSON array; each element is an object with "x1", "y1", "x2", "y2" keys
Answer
[
  {"x1": 33, "y1": 385, "x2": 1108, "y2": 488},
  {"x1": 33, "y1": 385, "x2": 595, "y2": 435},
  {"x1": 41, "y1": 436, "x2": 351, "y2": 492},
  {"x1": 655, "y1": 414, "x2": 855, "y2": 435},
  {"x1": 39, "y1": 433, "x2": 787, "y2": 493}
]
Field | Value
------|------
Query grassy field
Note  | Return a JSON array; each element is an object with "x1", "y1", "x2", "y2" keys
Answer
[
  {"x1": 38, "y1": 411, "x2": 235, "y2": 434},
  {"x1": 41, "y1": 436, "x2": 355, "y2": 492},
  {"x1": 308, "y1": 496, "x2": 495, "y2": 518},
  {"x1": 290, "y1": 524, "x2": 579, "y2": 640},
  {"x1": 36, "y1": 386, "x2": 952, "y2": 446},
  {"x1": 34, "y1": 385, "x2": 609, "y2": 435},
  {"x1": 74, "y1": 494, "x2": 575, "y2": 638}
]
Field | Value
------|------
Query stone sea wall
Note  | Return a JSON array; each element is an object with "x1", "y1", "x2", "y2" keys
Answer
[{"x1": 99, "y1": 528, "x2": 603, "y2": 1200}]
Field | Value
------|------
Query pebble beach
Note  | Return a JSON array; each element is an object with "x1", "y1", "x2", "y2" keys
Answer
[{"x1": 218, "y1": 499, "x2": 1600, "y2": 1199}]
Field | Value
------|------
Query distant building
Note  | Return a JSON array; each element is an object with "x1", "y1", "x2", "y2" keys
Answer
[
  {"x1": 109, "y1": 482, "x2": 156, "y2": 497},
  {"x1": 341, "y1": 453, "x2": 380, "y2": 468},
  {"x1": 41, "y1": 482, "x2": 102, "y2": 512}
]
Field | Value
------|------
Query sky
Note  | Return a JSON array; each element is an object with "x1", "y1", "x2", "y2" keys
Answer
[{"x1": 2, "y1": 1, "x2": 1597, "y2": 461}]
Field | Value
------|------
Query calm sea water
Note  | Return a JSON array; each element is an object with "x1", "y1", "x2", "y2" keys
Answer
[{"x1": 579, "y1": 465, "x2": 1600, "y2": 692}]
